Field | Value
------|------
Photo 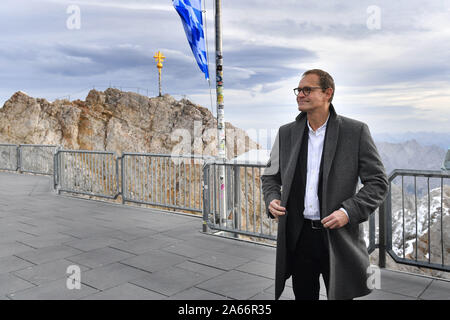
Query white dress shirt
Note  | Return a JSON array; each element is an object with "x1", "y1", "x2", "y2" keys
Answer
[{"x1": 303, "y1": 114, "x2": 348, "y2": 221}]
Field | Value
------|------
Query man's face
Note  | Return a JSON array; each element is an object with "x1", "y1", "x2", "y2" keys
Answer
[{"x1": 296, "y1": 74, "x2": 331, "y2": 112}]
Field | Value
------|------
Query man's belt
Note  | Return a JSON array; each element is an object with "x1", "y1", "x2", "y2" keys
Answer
[{"x1": 304, "y1": 218, "x2": 324, "y2": 230}]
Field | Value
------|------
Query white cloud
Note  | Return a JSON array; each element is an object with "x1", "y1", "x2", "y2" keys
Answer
[{"x1": 41, "y1": 0, "x2": 173, "y2": 12}]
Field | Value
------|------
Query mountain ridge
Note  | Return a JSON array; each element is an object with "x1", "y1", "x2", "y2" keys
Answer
[{"x1": 0, "y1": 89, "x2": 260, "y2": 159}]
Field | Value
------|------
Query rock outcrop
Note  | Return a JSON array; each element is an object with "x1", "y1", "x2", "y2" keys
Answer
[{"x1": 0, "y1": 89, "x2": 260, "y2": 158}]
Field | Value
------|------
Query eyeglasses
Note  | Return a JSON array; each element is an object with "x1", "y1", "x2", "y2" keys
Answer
[{"x1": 293, "y1": 86, "x2": 322, "y2": 96}]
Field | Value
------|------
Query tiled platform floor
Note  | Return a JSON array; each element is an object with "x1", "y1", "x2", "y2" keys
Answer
[{"x1": 0, "y1": 171, "x2": 448, "y2": 300}]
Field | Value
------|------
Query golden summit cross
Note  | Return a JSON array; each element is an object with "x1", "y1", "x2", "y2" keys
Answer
[
  {"x1": 153, "y1": 51, "x2": 165, "y2": 97},
  {"x1": 153, "y1": 51, "x2": 165, "y2": 67}
]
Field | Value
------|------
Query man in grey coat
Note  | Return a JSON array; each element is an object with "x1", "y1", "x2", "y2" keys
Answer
[{"x1": 261, "y1": 69, "x2": 388, "y2": 300}]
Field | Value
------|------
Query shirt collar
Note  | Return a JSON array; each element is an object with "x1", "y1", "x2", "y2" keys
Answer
[{"x1": 307, "y1": 113, "x2": 330, "y2": 135}]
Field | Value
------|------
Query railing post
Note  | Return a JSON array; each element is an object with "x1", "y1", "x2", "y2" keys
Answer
[
  {"x1": 121, "y1": 155, "x2": 125, "y2": 204},
  {"x1": 115, "y1": 155, "x2": 121, "y2": 199},
  {"x1": 379, "y1": 176, "x2": 394, "y2": 269},
  {"x1": 233, "y1": 164, "x2": 241, "y2": 231},
  {"x1": 17, "y1": 145, "x2": 21, "y2": 173},
  {"x1": 202, "y1": 162, "x2": 210, "y2": 233},
  {"x1": 53, "y1": 147, "x2": 60, "y2": 190},
  {"x1": 378, "y1": 198, "x2": 386, "y2": 268},
  {"x1": 57, "y1": 150, "x2": 62, "y2": 195}
]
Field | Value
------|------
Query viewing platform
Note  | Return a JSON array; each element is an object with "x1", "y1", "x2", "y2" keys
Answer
[{"x1": 0, "y1": 171, "x2": 448, "y2": 300}]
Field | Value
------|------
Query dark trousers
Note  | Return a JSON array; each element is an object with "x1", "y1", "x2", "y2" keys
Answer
[{"x1": 290, "y1": 220, "x2": 330, "y2": 300}]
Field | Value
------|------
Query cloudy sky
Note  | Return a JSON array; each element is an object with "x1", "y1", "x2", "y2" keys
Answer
[{"x1": 0, "y1": 0, "x2": 449, "y2": 147}]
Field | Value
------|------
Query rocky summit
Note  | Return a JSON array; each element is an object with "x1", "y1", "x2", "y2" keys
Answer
[{"x1": 0, "y1": 89, "x2": 259, "y2": 158}]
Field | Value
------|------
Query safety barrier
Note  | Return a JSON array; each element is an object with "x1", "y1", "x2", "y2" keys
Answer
[
  {"x1": 378, "y1": 169, "x2": 450, "y2": 271},
  {"x1": 0, "y1": 144, "x2": 19, "y2": 171},
  {"x1": 0, "y1": 144, "x2": 56, "y2": 175},
  {"x1": 121, "y1": 153, "x2": 204, "y2": 213},
  {"x1": 55, "y1": 150, "x2": 120, "y2": 199},
  {"x1": 202, "y1": 160, "x2": 277, "y2": 241},
  {"x1": 2, "y1": 143, "x2": 449, "y2": 272}
]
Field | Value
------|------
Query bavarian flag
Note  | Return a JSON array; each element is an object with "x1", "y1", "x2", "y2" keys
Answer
[{"x1": 173, "y1": 0, "x2": 209, "y2": 80}]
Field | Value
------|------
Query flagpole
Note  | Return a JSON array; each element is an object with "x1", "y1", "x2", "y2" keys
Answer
[{"x1": 215, "y1": 0, "x2": 227, "y2": 225}]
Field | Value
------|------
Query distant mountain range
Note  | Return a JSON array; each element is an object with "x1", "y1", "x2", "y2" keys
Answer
[
  {"x1": 373, "y1": 131, "x2": 450, "y2": 150},
  {"x1": 258, "y1": 135, "x2": 448, "y2": 174},
  {"x1": 374, "y1": 140, "x2": 447, "y2": 198},
  {"x1": 375, "y1": 139, "x2": 447, "y2": 175}
]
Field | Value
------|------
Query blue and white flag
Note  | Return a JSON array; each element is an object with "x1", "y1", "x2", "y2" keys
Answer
[{"x1": 173, "y1": 0, "x2": 209, "y2": 80}]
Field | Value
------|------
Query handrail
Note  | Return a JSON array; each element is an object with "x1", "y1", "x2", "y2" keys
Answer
[
  {"x1": 121, "y1": 153, "x2": 205, "y2": 213},
  {"x1": 202, "y1": 161, "x2": 277, "y2": 242},
  {"x1": 2, "y1": 144, "x2": 448, "y2": 272},
  {"x1": 55, "y1": 149, "x2": 120, "y2": 199},
  {"x1": 0, "y1": 143, "x2": 57, "y2": 175},
  {"x1": 379, "y1": 169, "x2": 449, "y2": 272}
]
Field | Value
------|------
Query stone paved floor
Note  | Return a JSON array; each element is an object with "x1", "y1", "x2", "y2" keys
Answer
[{"x1": 0, "y1": 171, "x2": 449, "y2": 300}]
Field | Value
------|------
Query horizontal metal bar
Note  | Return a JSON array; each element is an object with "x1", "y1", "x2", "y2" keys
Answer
[
  {"x1": 388, "y1": 169, "x2": 450, "y2": 180},
  {"x1": 20, "y1": 169, "x2": 53, "y2": 176},
  {"x1": 206, "y1": 222, "x2": 277, "y2": 241},
  {"x1": 58, "y1": 188, "x2": 119, "y2": 200},
  {"x1": 204, "y1": 162, "x2": 266, "y2": 169},
  {"x1": 19, "y1": 144, "x2": 57, "y2": 148},
  {"x1": 0, "y1": 167, "x2": 19, "y2": 172},
  {"x1": 123, "y1": 198, "x2": 202, "y2": 213},
  {"x1": 58, "y1": 149, "x2": 115, "y2": 155},
  {"x1": 387, "y1": 249, "x2": 450, "y2": 272},
  {"x1": 122, "y1": 152, "x2": 206, "y2": 160}
]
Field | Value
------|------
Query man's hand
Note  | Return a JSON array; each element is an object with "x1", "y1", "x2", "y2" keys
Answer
[
  {"x1": 321, "y1": 209, "x2": 349, "y2": 229},
  {"x1": 269, "y1": 199, "x2": 286, "y2": 221}
]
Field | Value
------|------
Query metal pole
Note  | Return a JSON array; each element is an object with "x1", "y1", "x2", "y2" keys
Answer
[
  {"x1": 234, "y1": 165, "x2": 241, "y2": 235},
  {"x1": 17, "y1": 145, "x2": 22, "y2": 173},
  {"x1": 121, "y1": 156, "x2": 125, "y2": 204},
  {"x1": 153, "y1": 51, "x2": 165, "y2": 97},
  {"x1": 158, "y1": 69, "x2": 162, "y2": 97},
  {"x1": 202, "y1": 163, "x2": 210, "y2": 233},
  {"x1": 215, "y1": 0, "x2": 227, "y2": 225},
  {"x1": 379, "y1": 200, "x2": 386, "y2": 268}
]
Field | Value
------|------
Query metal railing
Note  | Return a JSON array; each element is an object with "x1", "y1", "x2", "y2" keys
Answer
[
  {"x1": 201, "y1": 161, "x2": 376, "y2": 246},
  {"x1": 379, "y1": 169, "x2": 450, "y2": 272},
  {"x1": 0, "y1": 144, "x2": 19, "y2": 171},
  {"x1": 19, "y1": 144, "x2": 57, "y2": 175},
  {"x1": 202, "y1": 160, "x2": 277, "y2": 241},
  {"x1": 121, "y1": 153, "x2": 204, "y2": 213},
  {"x1": 0, "y1": 144, "x2": 56, "y2": 175},
  {"x1": 3, "y1": 143, "x2": 449, "y2": 273},
  {"x1": 55, "y1": 149, "x2": 120, "y2": 199},
  {"x1": 203, "y1": 161, "x2": 450, "y2": 274},
  {"x1": 54, "y1": 150, "x2": 206, "y2": 214},
  {"x1": 367, "y1": 208, "x2": 377, "y2": 254}
]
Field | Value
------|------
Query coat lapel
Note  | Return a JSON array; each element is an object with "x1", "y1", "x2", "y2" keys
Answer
[
  {"x1": 281, "y1": 112, "x2": 307, "y2": 207},
  {"x1": 321, "y1": 104, "x2": 340, "y2": 214}
]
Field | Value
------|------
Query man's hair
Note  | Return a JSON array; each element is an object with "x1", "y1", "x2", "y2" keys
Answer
[{"x1": 302, "y1": 69, "x2": 335, "y2": 103}]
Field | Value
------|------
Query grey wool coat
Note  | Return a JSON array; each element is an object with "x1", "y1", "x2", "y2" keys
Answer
[{"x1": 261, "y1": 104, "x2": 388, "y2": 300}]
